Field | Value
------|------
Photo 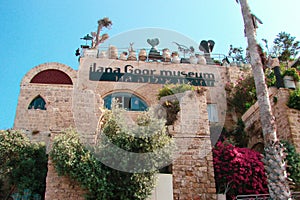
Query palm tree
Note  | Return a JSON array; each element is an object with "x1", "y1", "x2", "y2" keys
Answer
[
  {"x1": 92, "y1": 17, "x2": 112, "y2": 48},
  {"x1": 237, "y1": 0, "x2": 292, "y2": 199}
]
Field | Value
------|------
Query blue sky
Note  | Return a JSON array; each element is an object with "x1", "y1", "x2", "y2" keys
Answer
[{"x1": 1, "y1": 0, "x2": 300, "y2": 129}]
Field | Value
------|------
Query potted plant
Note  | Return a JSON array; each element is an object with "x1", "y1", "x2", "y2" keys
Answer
[{"x1": 282, "y1": 68, "x2": 300, "y2": 89}]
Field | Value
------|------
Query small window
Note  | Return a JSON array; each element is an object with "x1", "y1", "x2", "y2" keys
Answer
[
  {"x1": 104, "y1": 93, "x2": 148, "y2": 111},
  {"x1": 207, "y1": 104, "x2": 218, "y2": 122},
  {"x1": 28, "y1": 95, "x2": 46, "y2": 110}
]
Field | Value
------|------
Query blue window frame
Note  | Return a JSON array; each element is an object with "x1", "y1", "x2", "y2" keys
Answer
[{"x1": 103, "y1": 93, "x2": 148, "y2": 111}]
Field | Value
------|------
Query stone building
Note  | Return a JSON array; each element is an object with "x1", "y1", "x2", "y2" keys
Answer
[
  {"x1": 243, "y1": 87, "x2": 300, "y2": 154},
  {"x1": 14, "y1": 47, "x2": 251, "y2": 199}
]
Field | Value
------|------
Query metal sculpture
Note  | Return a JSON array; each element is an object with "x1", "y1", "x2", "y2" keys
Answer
[{"x1": 147, "y1": 38, "x2": 162, "y2": 61}]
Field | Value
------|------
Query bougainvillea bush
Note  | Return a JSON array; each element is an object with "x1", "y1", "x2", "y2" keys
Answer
[{"x1": 213, "y1": 141, "x2": 268, "y2": 199}]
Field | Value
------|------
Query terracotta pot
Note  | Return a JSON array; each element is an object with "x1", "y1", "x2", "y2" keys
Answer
[
  {"x1": 171, "y1": 55, "x2": 180, "y2": 64},
  {"x1": 127, "y1": 51, "x2": 137, "y2": 61},
  {"x1": 119, "y1": 52, "x2": 127, "y2": 60},
  {"x1": 108, "y1": 45, "x2": 118, "y2": 59},
  {"x1": 189, "y1": 55, "x2": 197, "y2": 64},
  {"x1": 138, "y1": 49, "x2": 147, "y2": 61},
  {"x1": 162, "y1": 48, "x2": 171, "y2": 62},
  {"x1": 197, "y1": 55, "x2": 206, "y2": 65}
]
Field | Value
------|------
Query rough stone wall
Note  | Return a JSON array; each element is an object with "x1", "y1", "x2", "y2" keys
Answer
[
  {"x1": 222, "y1": 66, "x2": 252, "y2": 131},
  {"x1": 45, "y1": 159, "x2": 87, "y2": 200},
  {"x1": 73, "y1": 57, "x2": 234, "y2": 144},
  {"x1": 242, "y1": 88, "x2": 300, "y2": 153},
  {"x1": 14, "y1": 85, "x2": 75, "y2": 131},
  {"x1": 14, "y1": 62, "x2": 76, "y2": 132},
  {"x1": 169, "y1": 91, "x2": 216, "y2": 200},
  {"x1": 286, "y1": 107, "x2": 300, "y2": 153},
  {"x1": 14, "y1": 58, "x2": 250, "y2": 143},
  {"x1": 44, "y1": 90, "x2": 217, "y2": 200}
]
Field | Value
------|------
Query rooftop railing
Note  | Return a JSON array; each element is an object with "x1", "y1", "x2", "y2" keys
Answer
[
  {"x1": 235, "y1": 192, "x2": 300, "y2": 200},
  {"x1": 80, "y1": 46, "x2": 227, "y2": 66}
]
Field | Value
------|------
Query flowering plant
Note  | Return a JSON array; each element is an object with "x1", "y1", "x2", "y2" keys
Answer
[{"x1": 213, "y1": 141, "x2": 268, "y2": 199}]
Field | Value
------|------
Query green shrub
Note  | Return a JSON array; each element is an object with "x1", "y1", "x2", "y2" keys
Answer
[
  {"x1": 265, "y1": 68, "x2": 276, "y2": 87},
  {"x1": 227, "y1": 75, "x2": 257, "y2": 115},
  {"x1": 287, "y1": 88, "x2": 300, "y2": 110},
  {"x1": 50, "y1": 106, "x2": 174, "y2": 200},
  {"x1": 0, "y1": 130, "x2": 48, "y2": 198},
  {"x1": 50, "y1": 130, "x2": 110, "y2": 199},
  {"x1": 281, "y1": 141, "x2": 300, "y2": 190},
  {"x1": 158, "y1": 84, "x2": 194, "y2": 99},
  {"x1": 282, "y1": 68, "x2": 300, "y2": 81}
]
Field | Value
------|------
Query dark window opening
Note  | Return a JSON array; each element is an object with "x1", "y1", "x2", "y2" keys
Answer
[
  {"x1": 251, "y1": 142, "x2": 264, "y2": 154},
  {"x1": 159, "y1": 164, "x2": 172, "y2": 174},
  {"x1": 104, "y1": 93, "x2": 148, "y2": 111},
  {"x1": 28, "y1": 96, "x2": 46, "y2": 110},
  {"x1": 30, "y1": 69, "x2": 73, "y2": 85}
]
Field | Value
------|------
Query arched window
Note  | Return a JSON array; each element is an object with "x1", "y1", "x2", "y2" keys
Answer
[
  {"x1": 30, "y1": 69, "x2": 73, "y2": 85},
  {"x1": 104, "y1": 93, "x2": 148, "y2": 111},
  {"x1": 28, "y1": 95, "x2": 46, "y2": 110}
]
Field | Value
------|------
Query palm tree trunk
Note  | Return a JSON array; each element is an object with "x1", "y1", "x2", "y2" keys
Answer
[
  {"x1": 94, "y1": 22, "x2": 103, "y2": 48},
  {"x1": 238, "y1": 0, "x2": 291, "y2": 199}
]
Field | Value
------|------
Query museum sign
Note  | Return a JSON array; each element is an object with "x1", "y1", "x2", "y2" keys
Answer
[{"x1": 89, "y1": 63, "x2": 215, "y2": 86}]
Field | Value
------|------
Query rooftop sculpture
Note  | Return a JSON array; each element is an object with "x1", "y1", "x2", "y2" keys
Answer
[
  {"x1": 199, "y1": 40, "x2": 215, "y2": 64},
  {"x1": 173, "y1": 42, "x2": 195, "y2": 58},
  {"x1": 147, "y1": 38, "x2": 162, "y2": 61}
]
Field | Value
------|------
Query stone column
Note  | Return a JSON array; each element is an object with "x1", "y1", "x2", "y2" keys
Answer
[{"x1": 168, "y1": 91, "x2": 217, "y2": 200}]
